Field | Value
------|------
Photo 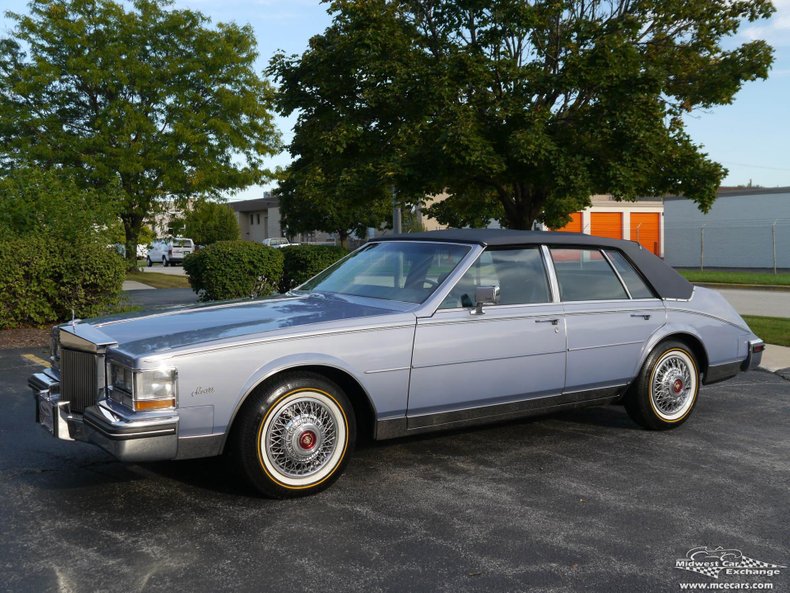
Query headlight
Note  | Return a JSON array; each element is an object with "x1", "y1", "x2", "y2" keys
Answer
[{"x1": 108, "y1": 361, "x2": 177, "y2": 412}]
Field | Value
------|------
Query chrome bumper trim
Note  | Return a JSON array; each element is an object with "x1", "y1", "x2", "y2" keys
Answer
[
  {"x1": 742, "y1": 339, "x2": 765, "y2": 371},
  {"x1": 82, "y1": 401, "x2": 178, "y2": 462},
  {"x1": 31, "y1": 368, "x2": 179, "y2": 462},
  {"x1": 29, "y1": 369, "x2": 83, "y2": 442}
]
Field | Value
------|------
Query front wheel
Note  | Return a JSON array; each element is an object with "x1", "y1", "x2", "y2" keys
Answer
[
  {"x1": 625, "y1": 341, "x2": 700, "y2": 430},
  {"x1": 231, "y1": 372, "x2": 355, "y2": 498}
]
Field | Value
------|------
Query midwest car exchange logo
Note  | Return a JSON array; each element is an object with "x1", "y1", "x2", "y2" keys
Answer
[{"x1": 675, "y1": 547, "x2": 785, "y2": 579}]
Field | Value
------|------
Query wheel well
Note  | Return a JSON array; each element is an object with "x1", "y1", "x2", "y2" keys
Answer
[
  {"x1": 662, "y1": 333, "x2": 709, "y2": 377},
  {"x1": 226, "y1": 365, "x2": 377, "y2": 450}
]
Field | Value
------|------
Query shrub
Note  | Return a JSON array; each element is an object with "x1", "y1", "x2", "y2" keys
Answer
[
  {"x1": 0, "y1": 237, "x2": 125, "y2": 329},
  {"x1": 279, "y1": 244, "x2": 348, "y2": 292},
  {"x1": 184, "y1": 241, "x2": 284, "y2": 301}
]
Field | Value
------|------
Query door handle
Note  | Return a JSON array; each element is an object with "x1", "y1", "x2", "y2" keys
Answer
[
  {"x1": 535, "y1": 318, "x2": 560, "y2": 325},
  {"x1": 631, "y1": 314, "x2": 651, "y2": 320}
]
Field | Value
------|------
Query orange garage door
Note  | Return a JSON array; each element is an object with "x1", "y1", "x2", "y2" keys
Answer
[
  {"x1": 590, "y1": 212, "x2": 622, "y2": 240},
  {"x1": 630, "y1": 212, "x2": 661, "y2": 255},
  {"x1": 555, "y1": 212, "x2": 582, "y2": 233}
]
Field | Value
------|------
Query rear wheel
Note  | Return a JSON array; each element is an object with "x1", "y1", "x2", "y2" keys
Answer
[
  {"x1": 231, "y1": 372, "x2": 355, "y2": 498},
  {"x1": 625, "y1": 341, "x2": 700, "y2": 430}
]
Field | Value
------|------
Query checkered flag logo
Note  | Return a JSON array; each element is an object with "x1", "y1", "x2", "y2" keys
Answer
[
  {"x1": 738, "y1": 556, "x2": 785, "y2": 569},
  {"x1": 675, "y1": 547, "x2": 786, "y2": 579}
]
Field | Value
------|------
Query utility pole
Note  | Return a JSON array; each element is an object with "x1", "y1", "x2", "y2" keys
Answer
[{"x1": 392, "y1": 186, "x2": 402, "y2": 234}]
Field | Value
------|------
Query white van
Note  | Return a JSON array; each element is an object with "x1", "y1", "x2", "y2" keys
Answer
[{"x1": 147, "y1": 237, "x2": 195, "y2": 267}]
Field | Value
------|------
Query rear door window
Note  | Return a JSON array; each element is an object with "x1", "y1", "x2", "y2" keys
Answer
[{"x1": 549, "y1": 248, "x2": 628, "y2": 301}]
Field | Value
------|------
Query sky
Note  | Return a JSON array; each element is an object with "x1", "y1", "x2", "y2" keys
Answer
[{"x1": 2, "y1": 0, "x2": 789, "y2": 202}]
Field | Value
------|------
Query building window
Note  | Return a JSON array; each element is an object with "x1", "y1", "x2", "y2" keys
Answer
[
  {"x1": 257, "y1": 213, "x2": 261, "y2": 224},
  {"x1": 249, "y1": 214, "x2": 254, "y2": 225}
]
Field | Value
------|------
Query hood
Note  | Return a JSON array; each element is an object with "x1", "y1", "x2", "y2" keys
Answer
[{"x1": 78, "y1": 293, "x2": 409, "y2": 358}]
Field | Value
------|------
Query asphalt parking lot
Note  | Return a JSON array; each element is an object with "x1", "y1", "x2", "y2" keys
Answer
[{"x1": 1, "y1": 347, "x2": 788, "y2": 593}]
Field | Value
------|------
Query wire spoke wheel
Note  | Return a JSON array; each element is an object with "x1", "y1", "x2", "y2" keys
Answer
[
  {"x1": 626, "y1": 342, "x2": 700, "y2": 430},
  {"x1": 651, "y1": 354, "x2": 694, "y2": 419},
  {"x1": 264, "y1": 396, "x2": 340, "y2": 480}
]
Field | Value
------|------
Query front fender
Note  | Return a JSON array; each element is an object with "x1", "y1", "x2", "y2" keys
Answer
[{"x1": 222, "y1": 352, "x2": 376, "y2": 449}]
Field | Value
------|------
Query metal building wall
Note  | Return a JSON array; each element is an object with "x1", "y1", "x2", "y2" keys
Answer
[{"x1": 664, "y1": 190, "x2": 790, "y2": 269}]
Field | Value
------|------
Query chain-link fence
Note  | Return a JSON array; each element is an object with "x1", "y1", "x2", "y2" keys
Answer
[{"x1": 664, "y1": 220, "x2": 790, "y2": 272}]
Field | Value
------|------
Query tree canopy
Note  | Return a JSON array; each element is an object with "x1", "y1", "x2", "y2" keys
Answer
[
  {"x1": 183, "y1": 199, "x2": 241, "y2": 245},
  {"x1": 0, "y1": 0, "x2": 280, "y2": 263},
  {"x1": 270, "y1": 0, "x2": 774, "y2": 230},
  {"x1": 0, "y1": 167, "x2": 122, "y2": 243}
]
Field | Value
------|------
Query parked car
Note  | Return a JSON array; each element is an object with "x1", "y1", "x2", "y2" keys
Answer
[
  {"x1": 147, "y1": 237, "x2": 194, "y2": 266},
  {"x1": 30, "y1": 229, "x2": 764, "y2": 498},
  {"x1": 261, "y1": 237, "x2": 297, "y2": 248}
]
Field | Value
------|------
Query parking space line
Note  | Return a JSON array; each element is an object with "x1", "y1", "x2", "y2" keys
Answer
[{"x1": 21, "y1": 353, "x2": 49, "y2": 368}]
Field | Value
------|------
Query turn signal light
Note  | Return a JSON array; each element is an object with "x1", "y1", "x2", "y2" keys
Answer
[{"x1": 134, "y1": 398, "x2": 176, "y2": 412}]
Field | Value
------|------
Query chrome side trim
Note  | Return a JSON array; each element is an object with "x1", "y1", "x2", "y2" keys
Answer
[
  {"x1": 176, "y1": 434, "x2": 224, "y2": 460},
  {"x1": 704, "y1": 361, "x2": 742, "y2": 385},
  {"x1": 374, "y1": 386, "x2": 627, "y2": 439},
  {"x1": 364, "y1": 366, "x2": 411, "y2": 375}
]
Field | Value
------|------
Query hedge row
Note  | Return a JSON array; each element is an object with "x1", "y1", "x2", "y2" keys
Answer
[
  {"x1": 0, "y1": 237, "x2": 125, "y2": 329},
  {"x1": 279, "y1": 244, "x2": 348, "y2": 293},
  {"x1": 183, "y1": 241, "x2": 348, "y2": 302}
]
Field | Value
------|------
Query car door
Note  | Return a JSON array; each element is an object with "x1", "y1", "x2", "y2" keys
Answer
[
  {"x1": 407, "y1": 246, "x2": 566, "y2": 426},
  {"x1": 548, "y1": 247, "x2": 666, "y2": 395}
]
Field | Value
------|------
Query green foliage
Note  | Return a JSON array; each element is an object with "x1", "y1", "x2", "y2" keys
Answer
[
  {"x1": 0, "y1": 168, "x2": 122, "y2": 243},
  {"x1": 1, "y1": 0, "x2": 280, "y2": 265},
  {"x1": 183, "y1": 241, "x2": 283, "y2": 301},
  {"x1": 279, "y1": 244, "x2": 347, "y2": 292},
  {"x1": 270, "y1": 0, "x2": 775, "y2": 229},
  {"x1": 0, "y1": 237, "x2": 125, "y2": 329},
  {"x1": 137, "y1": 225, "x2": 156, "y2": 247},
  {"x1": 183, "y1": 199, "x2": 241, "y2": 245},
  {"x1": 276, "y1": 167, "x2": 392, "y2": 247}
]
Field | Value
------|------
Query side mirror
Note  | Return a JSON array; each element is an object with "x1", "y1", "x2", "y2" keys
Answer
[{"x1": 473, "y1": 285, "x2": 500, "y2": 315}]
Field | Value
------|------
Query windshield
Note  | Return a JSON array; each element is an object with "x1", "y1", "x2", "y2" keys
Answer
[{"x1": 300, "y1": 241, "x2": 471, "y2": 303}]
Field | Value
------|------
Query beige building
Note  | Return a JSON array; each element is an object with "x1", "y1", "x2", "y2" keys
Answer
[
  {"x1": 230, "y1": 195, "x2": 283, "y2": 243},
  {"x1": 229, "y1": 194, "x2": 336, "y2": 244}
]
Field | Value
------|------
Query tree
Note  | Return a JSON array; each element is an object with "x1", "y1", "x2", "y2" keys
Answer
[
  {"x1": 0, "y1": 167, "x2": 122, "y2": 243},
  {"x1": 276, "y1": 167, "x2": 392, "y2": 248},
  {"x1": 270, "y1": 0, "x2": 774, "y2": 230},
  {"x1": 183, "y1": 199, "x2": 240, "y2": 245},
  {"x1": 0, "y1": 0, "x2": 280, "y2": 265}
]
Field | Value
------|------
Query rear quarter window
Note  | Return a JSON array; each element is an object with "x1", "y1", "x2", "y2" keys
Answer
[{"x1": 605, "y1": 250, "x2": 655, "y2": 298}]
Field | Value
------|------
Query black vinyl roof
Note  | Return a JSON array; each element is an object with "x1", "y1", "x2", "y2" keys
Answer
[{"x1": 374, "y1": 229, "x2": 693, "y2": 300}]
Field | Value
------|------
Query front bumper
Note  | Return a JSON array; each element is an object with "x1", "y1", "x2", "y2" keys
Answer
[{"x1": 29, "y1": 369, "x2": 179, "y2": 462}]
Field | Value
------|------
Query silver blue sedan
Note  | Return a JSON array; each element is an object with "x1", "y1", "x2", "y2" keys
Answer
[{"x1": 30, "y1": 229, "x2": 764, "y2": 497}]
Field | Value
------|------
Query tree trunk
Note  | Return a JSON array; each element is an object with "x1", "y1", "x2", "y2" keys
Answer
[
  {"x1": 338, "y1": 230, "x2": 350, "y2": 250},
  {"x1": 499, "y1": 187, "x2": 545, "y2": 230},
  {"x1": 122, "y1": 214, "x2": 144, "y2": 271}
]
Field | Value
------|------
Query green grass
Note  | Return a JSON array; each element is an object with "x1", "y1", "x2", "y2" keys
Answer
[
  {"x1": 742, "y1": 315, "x2": 790, "y2": 347},
  {"x1": 677, "y1": 269, "x2": 790, "y2": 287},
  {"x1": 126, "y1": 271, "x2": 191, "y2": 289}
]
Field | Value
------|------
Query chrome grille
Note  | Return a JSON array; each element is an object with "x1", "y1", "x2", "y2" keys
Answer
[{"x1": 61, "y1": 349, "x2": 99, "y2": 413}]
